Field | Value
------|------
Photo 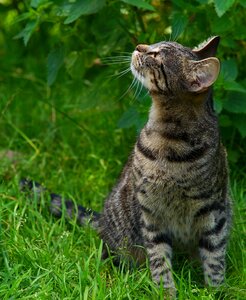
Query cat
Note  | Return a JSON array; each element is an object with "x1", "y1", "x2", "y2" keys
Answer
[{"x1": 21, "y1": 36, "x2": 232, "y2": 298}]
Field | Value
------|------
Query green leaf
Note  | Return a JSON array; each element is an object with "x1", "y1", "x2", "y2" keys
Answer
[
  {"x1": 64, "y1": 0, "x2": 106, "y2": 24},
  {"x1": 232, "y1": 114, "x2": 246, "y2": 138},
  {"x1": 220, "y1": 37, "x2": 237, "y2": 48},
  {"x1": 65, "y1": 51, "x2": 79, "y2": 72},
  {"x1": 220, "y1": 59, "x2": 238, "y2": 81},
  {"x1": 210, "y1": 15, "x2": 232, "y2": 33},
  {"x1": 56, "y1": 2, "x2": 73, "y2": 17},
  {"x1": 171, "y1": 12, "x2": 188, "y2": 39},
  {"x1": 223, "y1": 81, "x2": 246, "y2": 93},
  {"x1": 196, "y1": 0, "x2": 209, "y2": 3},
  {"x1": 172, "y1": 0, "x2": 192, "y2": 8},
  {"x1": 214, "y1": 0, "x2": 235, "y2": 17},
  {"x1": 13, "y1": 12, "x2": 31, "y2": 24},
  {"x1": 227, "y1": 149, "x2": 240, "y2": 163},
  {"x1": 223, "y1": 92, "x2": 246, "y2": 113},
  {"x1": 214, "y1": 98, "x2": 223, "y2": 113},
  {"x1": 121, "y1": 0, "x2": 155, "y2": 11},
  {"x1": 219, "y1": 115, "x2": 232, "y2": 127},
  {"x1": 65, "y1": 51, "x2": 88, "y2": 79},
  {"x1": 13, "y1": 20, "x2": 38, "y2": 46},
  {"x1": 47, "y1": 47, "x2": 65, "y2": 86},
  {"x1": 30, "y1": 0, "x2": 47, "y2": 8},
  {"x1": 239, "y1": 0, "x2": 246, "y2": 8}
]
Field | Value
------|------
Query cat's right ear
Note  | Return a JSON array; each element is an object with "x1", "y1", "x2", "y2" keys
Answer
[
  {"x1": 186, "y1": 57, "x2": 220, "y2": 93},
  {"x1": 192, "y1": 36, "x2": 220, "y2": 59}
]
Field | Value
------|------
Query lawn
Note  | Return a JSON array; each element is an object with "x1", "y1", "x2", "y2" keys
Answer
[{"x1": 0, "y1": 58, "x2": 245, "y2": 299}]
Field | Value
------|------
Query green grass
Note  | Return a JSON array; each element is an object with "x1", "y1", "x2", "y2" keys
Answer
[{"x1": 0, "y1": 54, "x2": 246, "y2": 300}]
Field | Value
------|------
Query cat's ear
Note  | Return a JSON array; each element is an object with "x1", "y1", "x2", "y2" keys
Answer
[
  {"x1": 187, "y1": 57, "x2": 220, "y2": 93},
  {"x1": 192, "y1": 36, "x2": 220, "y2": 59}
]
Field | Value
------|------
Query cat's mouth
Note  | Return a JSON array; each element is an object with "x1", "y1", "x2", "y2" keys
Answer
[
  {"x1": 131, "y1": 51, "x2": 144, "y2": 78},
  {"x1": 131, "y1": 49, "x2": 160, "y2": 92},
  {"x1": 131, "y1": 50, "x2": 149, "y2": 89}
]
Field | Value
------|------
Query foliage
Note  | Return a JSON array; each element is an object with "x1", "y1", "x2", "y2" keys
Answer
[{"x1": 2, "y1": 0, "x2": 245, "y2": 161}]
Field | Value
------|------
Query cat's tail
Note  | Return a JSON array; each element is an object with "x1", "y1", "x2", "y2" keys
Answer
[{"x1": 19, "y1": 178, "x2": 100, "y2": 229}]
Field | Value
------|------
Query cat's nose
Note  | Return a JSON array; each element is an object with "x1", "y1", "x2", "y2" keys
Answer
[{"x1": 135, "y1": 44, "x2": 149, "y2": 53}]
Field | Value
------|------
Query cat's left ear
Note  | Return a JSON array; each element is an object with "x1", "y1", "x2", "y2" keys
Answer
[
  {"x1": 192, "y1": 36, "x2": 220, "y2": 59},
  {"x1": 187, "y1": 57, "x2": 220, "y2": 93}
]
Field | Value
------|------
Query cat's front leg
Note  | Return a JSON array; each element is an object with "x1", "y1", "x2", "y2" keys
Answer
[
  {"x1": 198, "y1": 215, "x2": 228, "y2": 286},
  {"x1": 141, "y1": 212, "x2": 176, "y2": 298},
  {"x1": 136, "y1": 177, "x2": 176, "y2": 298}
]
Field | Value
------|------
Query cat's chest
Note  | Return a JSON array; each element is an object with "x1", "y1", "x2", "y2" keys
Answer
[
  {"x1": 134, "y1": 153, "x2": 192, "y2": 182},
  {"x1": 136, "y1": 165, "x2": 206, "y2": 242},
  {"x1": 141, "y1": 185, "x2": 205, "y2": 244}
]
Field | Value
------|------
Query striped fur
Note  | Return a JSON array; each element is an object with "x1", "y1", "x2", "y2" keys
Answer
[
  {"x1": 99, "y1": 37, "x2": 231, "y2": 296},
  {"x1": 21, "y1": 37, "x2": 232, "y2": 298}
]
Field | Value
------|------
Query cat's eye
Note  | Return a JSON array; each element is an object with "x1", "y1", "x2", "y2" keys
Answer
[{"x1": 147, "y1": 51, "x2": 158, "y2": 57}]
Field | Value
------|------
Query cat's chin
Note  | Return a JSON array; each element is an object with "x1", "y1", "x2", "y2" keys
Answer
[
  {"x1": 130, "y1": 65, "x2": 140, "y2": 80},
  {"x1": 131, "y1": 63, "x2": 154, "y2": 92}
]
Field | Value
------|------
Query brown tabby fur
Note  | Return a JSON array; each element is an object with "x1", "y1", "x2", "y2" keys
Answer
[
  {"x1": 98, "y1": 37, "x2": 231, "y2": 298},
  {"x1": 23, "y1": 36, "x2": 232, "y2": 299}
]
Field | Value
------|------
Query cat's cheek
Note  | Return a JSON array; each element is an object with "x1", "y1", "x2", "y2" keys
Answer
[
  {"x1": 143, "y1": 77, "x2": 153, "y2": 90},
  {"x1": 131, "y1": 64, "x2": 147, "y2": 88},
  {"x1": 139, "y1": 76, "x2": 151, "y2": 91},
  {"x1": 130, "y1": 63, "x2": 138, "y2": 77},
  {"x1": 143, "y1": 75, "x2": 161, "y2": 92}
]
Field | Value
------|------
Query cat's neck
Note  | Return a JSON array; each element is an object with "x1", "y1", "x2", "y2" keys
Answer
[{"x1": 146, "y1": 91, "x2": 216, "y2": 133}]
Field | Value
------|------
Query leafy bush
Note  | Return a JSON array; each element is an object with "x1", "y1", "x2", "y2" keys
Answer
[{"x1": 1, "y1": 0, "x2": 246, "y2": 162}]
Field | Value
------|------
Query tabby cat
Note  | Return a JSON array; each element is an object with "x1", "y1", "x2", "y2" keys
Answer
[{"x1": 22, "y1": 36, "x2": 232, "y2": 298}]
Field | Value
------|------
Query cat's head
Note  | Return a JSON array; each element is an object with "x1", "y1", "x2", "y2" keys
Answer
[{"x1": 131, "y1": 36, "x2": 220, "y2": 96}]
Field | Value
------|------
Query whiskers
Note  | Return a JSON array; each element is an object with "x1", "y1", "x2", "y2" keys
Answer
[
  {"x1": 115, "y1": 67, "x2": 132, "y2": 79},
  {"x1": 132, "y1": 72, "x2": 145, "y2": 101},
  {"x1": 100, "y1": 55, "x2": 131, "y2": 65},
  {"x1": 100, "y1": 54, "x2": 146, "y2": 102},
  {"x1": 100, "y1": 54, "x2": 131, "y2": 79}
]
